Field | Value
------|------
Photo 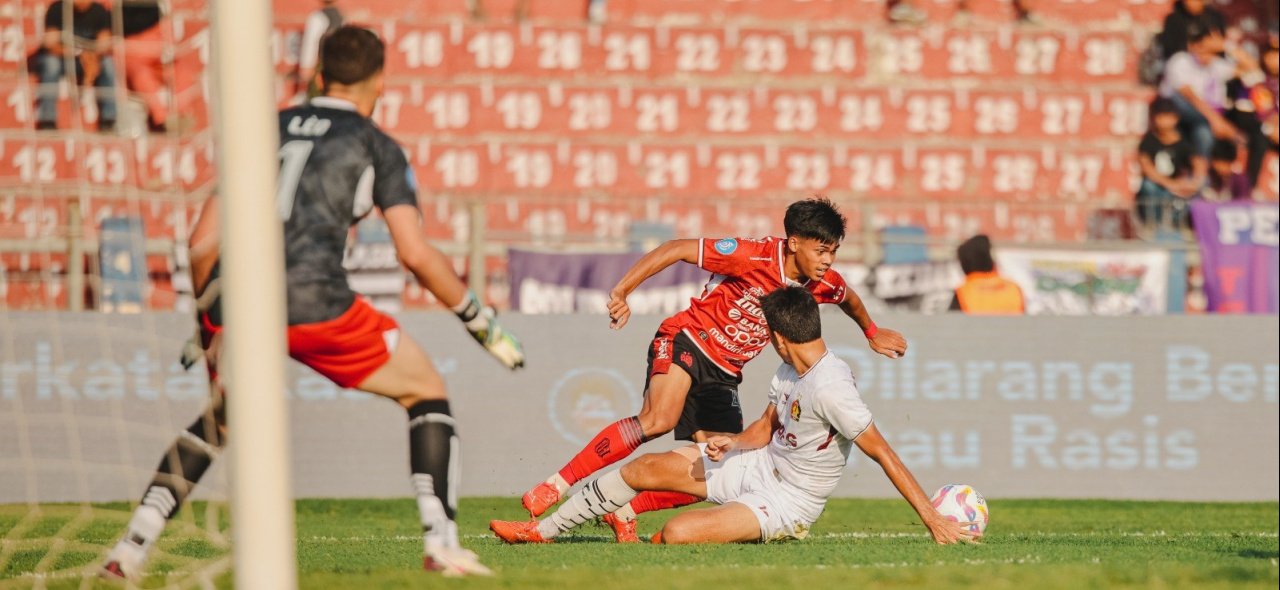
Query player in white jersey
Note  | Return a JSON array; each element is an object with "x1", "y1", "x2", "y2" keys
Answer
[{"x1": 491, "y1": 286, "x2": 977, "y2": 545}]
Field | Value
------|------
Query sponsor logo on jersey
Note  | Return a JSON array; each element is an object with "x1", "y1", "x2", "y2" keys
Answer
[
  {"x1": 547, "y1": 369, "x2": 640, "y2": 446},
  {"x1": 653, "y1": 336, "x2": 671, "y2": 361},
  {"x1": 705, "y1": 285, "x2": 771, "y2": 359},
  {"x1": 714, "y1": 238, "x2": 738, "y2": 255},
  {"x1": 790, "y1": 398, "x2": 802, "y2": 421}
]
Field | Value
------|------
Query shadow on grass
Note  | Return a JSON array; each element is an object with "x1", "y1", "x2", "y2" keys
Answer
[
  {"x1": 1237, "y1": 548, "x2": 1279, "y2": 560},
  {"x1": 552, "y1": 536, "x2": 617, "y2": 544}
]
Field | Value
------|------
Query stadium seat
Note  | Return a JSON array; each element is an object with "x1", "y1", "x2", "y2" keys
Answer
[{"x1": 0, "y1": 0, "x2": 1267, "y2": 310}]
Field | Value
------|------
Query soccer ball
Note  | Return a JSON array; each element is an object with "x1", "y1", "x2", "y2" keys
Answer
[{"x1": 930, "y1": 484, "x2": 988, "y2": 535}]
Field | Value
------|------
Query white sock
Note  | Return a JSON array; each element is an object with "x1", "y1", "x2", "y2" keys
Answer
[
  {"x1": 413, "y1": 474, "x2": 456, "y2": 551},
  {"x1": 612, "y1": 502, "x2": 637, "y2": 522},
  {"x1": 111, "y1": 504, "x2": 166, "y2": 564},
  {"x1": 545, "y1": 473, "x2": 571, "y2": 496},
  {"x1": 538, "y1": 470, "x2": 637, "y2": 540}
]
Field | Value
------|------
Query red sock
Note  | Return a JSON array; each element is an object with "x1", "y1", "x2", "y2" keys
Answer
[
  {"x1": 557, "y1": 416, "x2": 646, "y2": 486},
  {"x1": 629, "y1": 491, "x2": 700, "y2": 515}
]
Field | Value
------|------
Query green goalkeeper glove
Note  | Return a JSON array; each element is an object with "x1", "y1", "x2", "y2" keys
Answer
[
  {"x1": 455, "y1": 291, "x2": 525, "y2": 370},
  {"x1": 179, "y1": 278, "x2": 220, "y2": 371}
]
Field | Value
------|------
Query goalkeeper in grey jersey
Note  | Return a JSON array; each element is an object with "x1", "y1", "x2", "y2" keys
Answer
[{"x1": 102, "y1": 26, "x2": 523, "y2": 580}]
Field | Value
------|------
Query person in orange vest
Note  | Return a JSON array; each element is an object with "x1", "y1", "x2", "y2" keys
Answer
[{"x1": 948, "y1": 235, "x2": 1025, "y2": 314}]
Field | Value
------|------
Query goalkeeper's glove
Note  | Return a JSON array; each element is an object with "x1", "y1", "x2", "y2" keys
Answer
[
  {"x1": 454, "y1": 291, "x2": 525, "y2": 370},
  {"x1": 179, "y1": 277, "x2": 220, "y2": 371},
  {"x1": 179, "y1": 330, "x2": 203, "y2": 371}
]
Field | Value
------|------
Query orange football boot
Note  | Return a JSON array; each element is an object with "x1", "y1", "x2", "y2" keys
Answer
[
  {"x1": 601, "y1": 512, "x2": 640, "y2": 543},
  {"x1": 490, "y1": 520, "x2": 552, "y2": 544},
  {"x1": 521, "y1": 482, "x2": 561, "y2": 517}
]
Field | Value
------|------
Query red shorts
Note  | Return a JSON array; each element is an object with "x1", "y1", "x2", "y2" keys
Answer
[{"x1": 200, "y1": 297, "x2": 400, "y2": 389}]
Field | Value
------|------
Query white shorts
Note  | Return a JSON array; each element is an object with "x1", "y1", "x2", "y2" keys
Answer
[{"x1": 699, "y1": 444, "x2": 814, "y2": 542}]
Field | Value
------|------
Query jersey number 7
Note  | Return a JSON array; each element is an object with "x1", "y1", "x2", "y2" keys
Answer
[{"x1": 275, "y1": 140, "x2": 315, "y2": 221}]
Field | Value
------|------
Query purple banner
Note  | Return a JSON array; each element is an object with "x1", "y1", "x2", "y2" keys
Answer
[
  {"x1": 508, "y1": 249, "x2": 710, "y2": 314},
  {"x1": 1190, "y1": 201, "x2": 1280, "y2": 314}
]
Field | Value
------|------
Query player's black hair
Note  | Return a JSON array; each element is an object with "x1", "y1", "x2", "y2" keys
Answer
[
  {"x1": 956, "y1": 234, "x2": 996, "y2": 275},
  {"x1": 783, "y1": 197, "x2": 846, "y2": 245},
  {"x1": 321, "y1": 26, "x2": 385, "y2": 87},
  {"x1": 1211, "y1": 140, "x2": 1238, "y2": 163},
  {"x1": 761, "y1": 286, "x2": 822, "y2": 344},
  {"x1": 1149, "y1": 97, "x2": 1178, "y2": 117}
]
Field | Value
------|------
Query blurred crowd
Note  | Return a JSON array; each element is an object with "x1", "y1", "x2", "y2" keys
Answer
[
  {"x1": 28, "y1": 0, "x2": 170, "y2": 132},
  {"x1": 24, "y1": 0, "x2": 1279, "y2": 227},
  {"x1": 1134, "y1": 0, "x2": 1280, "y2": 233}
]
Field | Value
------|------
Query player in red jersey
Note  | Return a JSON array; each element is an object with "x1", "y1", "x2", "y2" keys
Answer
[{"x1": 521, "y1": 198, "x2": 907, "y2": 541}]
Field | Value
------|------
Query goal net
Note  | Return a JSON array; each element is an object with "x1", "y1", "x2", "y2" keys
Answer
[{"x1": 1, "y1": 0, "x2": 289, "y2": 586}]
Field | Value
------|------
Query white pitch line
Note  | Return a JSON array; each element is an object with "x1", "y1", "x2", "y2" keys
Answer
[
  {"x1": 820, "y1": 531, "x2": 1280, "y2": 539},
  {"x1": 299, "y1": 530, "x2": 1279, "y2": 543}
]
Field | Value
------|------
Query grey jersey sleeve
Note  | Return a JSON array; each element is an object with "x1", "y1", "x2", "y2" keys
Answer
[{"x1": 371, "y1": 132, "x2": 419, "y2": 212}]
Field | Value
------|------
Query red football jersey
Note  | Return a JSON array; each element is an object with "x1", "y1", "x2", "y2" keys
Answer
[{"x1": 661, "y1": 237, "x2": 848, "y2": 376}]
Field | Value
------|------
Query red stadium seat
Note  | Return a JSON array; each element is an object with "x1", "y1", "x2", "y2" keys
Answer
[{"x1": 1, "y1": 0, "x2": 1267, "y2": 311}]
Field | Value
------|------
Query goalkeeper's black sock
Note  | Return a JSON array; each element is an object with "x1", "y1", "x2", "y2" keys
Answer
[
  {"x1": 112, "y1": 411, "x2": 223, "y2": 566},
  {"x1": 408, "y1": 399, "x2": 460, "y2": 552},
  {"x1": 146, "y1": 411, "x2": 223, "y2": 518}
]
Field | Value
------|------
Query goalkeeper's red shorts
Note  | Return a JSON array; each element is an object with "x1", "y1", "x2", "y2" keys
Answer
[{"x1": 200, "y1": 297, "x2": 400, "y2": 389}]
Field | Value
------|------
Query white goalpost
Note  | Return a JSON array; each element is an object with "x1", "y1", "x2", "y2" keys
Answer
[{"x1": 208, "y1": 0, "x2": 297, "y2": 588}]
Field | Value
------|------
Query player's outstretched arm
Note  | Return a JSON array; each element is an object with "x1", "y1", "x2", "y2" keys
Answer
[
  {"x1": 838, "y1": 290, "x2": 907, "y2": 359},
  {"x1": 384, "y1": 205, "x2": 525, "y2": 370},
  {"x1": 607, "y1": 239, "x2": 699, "y2": 329},
  {"x1": 854, "y1": 423, "x2": 977, "y2": 545},
  {"x1": 188, "y1": 195, "x2": 221, "y2": 300},
  {"x1": 705, "y1": 405, "x2": 777, "y2": 462}
]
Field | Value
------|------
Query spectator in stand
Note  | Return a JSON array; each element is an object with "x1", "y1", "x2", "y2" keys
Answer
[
  {"x1": 1158, "y1": 22, "x2": 1259, "y2": 161},
  {"x1": 1136, "y1": 98, "x2": 1205, "y2": 229},
  {"x1": 1261, "y1": 40, "x2": 1280, "y2": 147},
  {"x1": 1260, "y1": 39, "x2": 1280, "y2": 145},
  {"x1": 120, "y1": 0, "x2": 168, "y2": 133},
  {"x1": 887, "y1": 0, "x2": 1036, "y2": 25},
  {"x1": 296, "y1": 0, "x2": 343, "y2": 99},
  {"x1": 948, "y1": 235, "x2": 1024, "y2": 315},
  {"x1": 1157, "y1": 0, "x2": 1227, "y2": 61},
  {"x1": 1231, "y1": 39, "x2": 1279, "y2": 178},
  {"x1": 31, "y1": 0, "x2": 116, "y2": 131},
  {"x1": 1203, "y1": 140, "x2": 1253, "y2": 201},
  {"x1": 1219, "y1": 30, "x2": 1274, "y2": 186},
  {"x1": 587, "y1": 0, "x2": 606, "y2": 23}
]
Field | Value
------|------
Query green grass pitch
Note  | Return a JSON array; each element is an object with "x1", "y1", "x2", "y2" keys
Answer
[{"x1": 0, "y1": 498, "x2": 1275, "y2": 589}]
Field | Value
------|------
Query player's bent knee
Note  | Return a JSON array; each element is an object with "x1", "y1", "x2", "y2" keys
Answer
[
  {"x1": 397, "y1": 385, "x2": 447, "y2": 408},
  {"x1": 659, "y1": 520, "x2": 697, "y2": 544},
  {"x1": 380, "y1": 370, "x2": 448, "y2": 409},
  {"x1": 620, "y1": 453, "x2": 662, "y2": 489},
  {"x1": 636, "y1": 410, "x2": 678, "y2": 437}
]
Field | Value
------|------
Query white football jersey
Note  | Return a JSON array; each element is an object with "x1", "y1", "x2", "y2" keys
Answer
[{"x1": 767, "y1": 351, "x2": 873, "y2": 519}]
